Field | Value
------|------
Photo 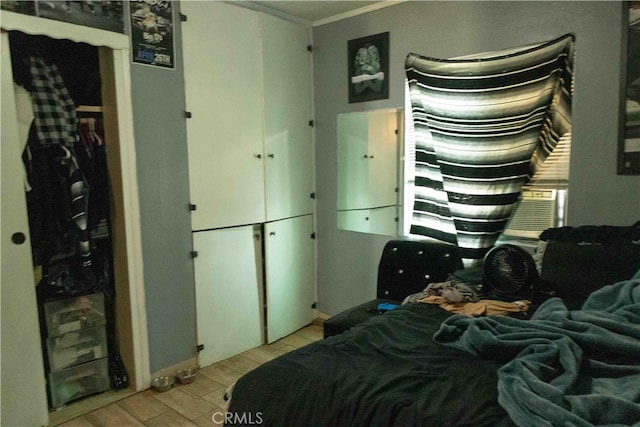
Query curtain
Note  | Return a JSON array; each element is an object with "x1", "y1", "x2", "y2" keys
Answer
[{"x1": 406, "y1": 34, "x2": 575, "y2": 266}]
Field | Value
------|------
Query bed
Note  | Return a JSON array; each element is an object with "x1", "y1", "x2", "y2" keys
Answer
[{"x1": 226, "y1": 224, "x2": 640, "y2": 427}]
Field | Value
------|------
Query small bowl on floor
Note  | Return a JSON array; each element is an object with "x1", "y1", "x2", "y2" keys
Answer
[
  {"x1": 151, "y1": 375, "x2": 175, "y2": 392},
  {"x1": 176, "y1": 368, "x2": 197, "y2": 385}
]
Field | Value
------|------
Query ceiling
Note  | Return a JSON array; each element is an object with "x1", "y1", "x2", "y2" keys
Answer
[{"x1": 245, "y1": 1, "x2": 392, "y2": 26}]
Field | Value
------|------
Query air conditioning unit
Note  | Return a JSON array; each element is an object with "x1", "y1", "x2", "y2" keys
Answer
[{"x1": 503, "y1": 187, "x2": 564, "y2": 239}]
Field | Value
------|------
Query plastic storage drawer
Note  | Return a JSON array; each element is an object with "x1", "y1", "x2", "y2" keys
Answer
[
  {"x1": 48, "y1": 357, "x2": 110, "y2": 408},
  {"x1": 44, "y1": 293, "x2": 106, "y2": 337},
  {"x1": 46, "y1": 326, "x2": 108, "y2": 371}
]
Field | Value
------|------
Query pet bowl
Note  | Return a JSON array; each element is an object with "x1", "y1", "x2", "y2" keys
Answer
[
  {"x1": 176, "y1": 368, "x2": 197, "y2": 385},
  {"x1": 151, "y1": 375, "x2": 175, "y2": 392}
]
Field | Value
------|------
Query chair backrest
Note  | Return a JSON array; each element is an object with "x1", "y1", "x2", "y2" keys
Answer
[{"x1": 377, "y1": 240, "x2": 463, "y2": 301}]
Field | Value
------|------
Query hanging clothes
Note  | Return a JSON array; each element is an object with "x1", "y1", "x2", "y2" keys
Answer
[
  {"x1": 29, "y1": 56, "x2": 78, "y2": 147},
  {"x1": 76, "y1": 116, "x2": 110, "y2": 233},
  {"x1": 22, "y1": 55, "x2": 96, "y2": 295}
]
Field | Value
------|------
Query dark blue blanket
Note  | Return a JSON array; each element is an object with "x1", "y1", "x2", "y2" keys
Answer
[{"x1": 434, "y1": 274, "x2": 640, "y2": 427}]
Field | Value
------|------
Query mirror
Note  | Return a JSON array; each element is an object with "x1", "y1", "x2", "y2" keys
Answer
[{"x1": 337, "y1": 108, "x2": 402, "y2": 235}]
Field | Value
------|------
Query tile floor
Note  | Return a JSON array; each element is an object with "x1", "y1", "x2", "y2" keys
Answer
[{"x1": 52, "y1": 324, "x2": 324, "y2": 427}]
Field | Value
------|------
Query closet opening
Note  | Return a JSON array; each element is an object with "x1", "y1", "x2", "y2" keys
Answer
[{"x1": 6, "y1": 29, "x2": 144, "y2": 415}]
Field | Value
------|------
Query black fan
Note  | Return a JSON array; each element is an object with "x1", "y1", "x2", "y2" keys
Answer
[{"x1": 483, "y1": 244, "x2": 538, "y2": 295}]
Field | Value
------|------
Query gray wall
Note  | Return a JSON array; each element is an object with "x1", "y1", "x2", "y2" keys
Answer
[
  {"x1": 314, "y1": 1, "x2": 640, "y2": 315},
  {"x1": 128, "y1": 1, "x2": 640, "y2": 371},
  {"x1": 131, "y1": 2, "x2": 196, "y2": 373}
]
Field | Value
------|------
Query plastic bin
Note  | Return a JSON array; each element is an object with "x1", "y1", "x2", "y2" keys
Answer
[
  {"x1": 48, "y1": 357, "x2": 109, "y2": 408},
  {"x1": 44, "y1": 293, "x2": 106, "y2": 337},
  {"x1": 46, "y1": 326, "x2": 108, "y2": 371}
]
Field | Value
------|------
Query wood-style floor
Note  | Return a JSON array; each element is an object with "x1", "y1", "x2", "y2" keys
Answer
[{"x1": 51, "y1": 323, "x2": 324, "y2": 426}]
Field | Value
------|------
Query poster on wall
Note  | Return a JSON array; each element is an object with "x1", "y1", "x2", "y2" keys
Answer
[
  {"x1": 348, "y1": 32, "x2": 390, "y2": 103},
  {"x1": 620, "y1": 1, "x2": 640, "y2": 174},
  {"x1": 36, "y1": 1, "x2": 125, "y2": 33},
  {"x1": 0, "y1": 1, "x2": 36, "y2": 16},
  {"x1": 130, "y1": 0, "x2": 175, "y2": 69},
  {"x1": 1, "y1": 1, "x2": 125, "y2": 33}
]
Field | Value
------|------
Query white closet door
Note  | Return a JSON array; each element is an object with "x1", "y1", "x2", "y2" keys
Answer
[
  {"x1": 182, "y1": 2, "x2": 266, "y2": 230},
  {"x1": 1, "y1": 32, "x2": 49, "y2": 426},
  {"x1": 261, "y1": 14, "x2": 314, "y2": 221},
  {"x1": 193, "y1": 226, "x2": 264, "y2": 366},
  {"x1": 265, "y1": 215, "x2": 315, "y2": 343}
]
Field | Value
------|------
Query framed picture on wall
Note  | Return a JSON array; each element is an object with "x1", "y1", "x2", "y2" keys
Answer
[
  {"x1": 348, "y1": 32, "x2": 389, "y2": 103},
  {"x1": 620, "y1": 1, "x2": 640, "y2": 174},
  {"x1": 35, "y1": 1, "x2": 125, "y2": 33},
  {"x1": 0, "y1": 1, "x2": 36, "y2": 16},
  {"x1": 2, "y1": 1, "x2": 125, "y2": 33}
]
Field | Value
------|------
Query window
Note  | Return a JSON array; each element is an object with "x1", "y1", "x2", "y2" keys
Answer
[{"x1": 402, "y1": 34, "x2": 575, "y2": 266}]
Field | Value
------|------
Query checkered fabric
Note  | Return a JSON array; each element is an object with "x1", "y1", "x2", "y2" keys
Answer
[
  {"x1": 28, "y1": 56, "x2": 91, "y2": 266},
  {"x1": 29, "y1": 56, "x2": 77, "y2": 147}
]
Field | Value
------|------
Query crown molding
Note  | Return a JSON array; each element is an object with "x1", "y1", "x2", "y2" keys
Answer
[
  {"x1": 232, "y1": 1, "x2": 408, "y2": 28},
  {"x1": 230, "y1": 1, "x2": 313, "y2": 27},
  {"x1": 312, "y1": 0, "x2": 407, "y2": 27}
]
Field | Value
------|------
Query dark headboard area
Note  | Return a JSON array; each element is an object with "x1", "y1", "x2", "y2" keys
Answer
[{"x1": 376, "y1": 240, "x2": 463, "y2": 301}]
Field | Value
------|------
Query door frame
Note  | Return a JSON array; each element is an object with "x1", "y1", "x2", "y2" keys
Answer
[{"x1": 1, "y1": 11, "x2": 150, "y2": 391}]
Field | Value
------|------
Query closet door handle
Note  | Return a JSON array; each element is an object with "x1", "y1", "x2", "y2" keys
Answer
[
  {"x1": 255, "y1": 154, "x2": 262, "y2": 159},
  {"x1": 268, "y1": 153, "x2": 274, "y2": 158}
]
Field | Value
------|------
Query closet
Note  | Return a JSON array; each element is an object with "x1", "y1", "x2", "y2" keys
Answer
[
  {"x1": 181, "y1": 2, "x2": 316, "y2": 366},
  {"x1": 1, "y1": 11, "x2": 148, "y2": 425}
]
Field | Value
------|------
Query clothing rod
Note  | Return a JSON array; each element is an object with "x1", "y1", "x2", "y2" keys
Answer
[{"x1": 76, "y1": 105, "x2": 103, "y2": 113}]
